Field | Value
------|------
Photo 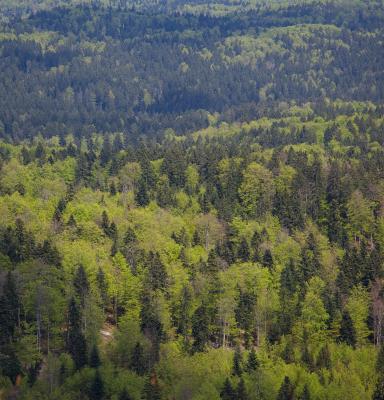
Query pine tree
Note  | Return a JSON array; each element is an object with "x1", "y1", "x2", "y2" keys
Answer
[
  {"x1": 131, "y1": 342, "x2": 146, "y2": 375},
  {"x1": 73, "y1": 265, "x2": 89, "y2": 308},
  {"x1": 110, "y1": 181, "x2": 117, "y2": 196},
  {"x1": 373, "y1": 378, "x2": 384, "y2": 400},
  {"x1": 377, "y1": 344, "x2": 384, "y2": 375},
  {"x1": 262, "y1": 249, "x2": 274, "y2": 269},
  {"x1": 142, "y1": 374, "x2": 161, "y2": 400},
  {"x1": 67, "y1": 298, "x2": 87, "y2": 370},
  {"x1": 119, "y1": 389, "x2": 133, "y2": 400},
  {"x1": 96, "y1": 267, "x2": 109, "y2": 307},
  {"x1": 90, "y1": 369, "x2": 104, "y2": 400},
  {"x1": 238, "y1": 238, "x2": 250, "y2": 262},
  {"x1": 300, "y1": 384, "x2": 311, "y2": 400},
  {"x1": 191, "y1": 302, "x2": 210, "y2": 352},
  {"x1": 0, "y1": 272, "x2": 19, "y2": 344},
  {"x1": 136, "y1": 178, "x2": 150, "y2": 207},
  {"x1": 100, "y1": 136, "x2": 112, "y2": 166},
  {"x1": 246, "y1": 348, "x2": 259, "y2": 372},
  {"x1": 276, "y1": 376, "x2": 294, "y2": 400},
  {"x1": 220, "y1": 378, "x2": 236, "y2": 400},
  {"x1": 90, "y1": 345, "x2": 101, "y2": 368},
  {"x1": 232, "y1": 346, "x2": 243, "y2": 376},
  {"x1": 101, "y1": 211, "x2": 110, "y2": 235},
  {"x1": 338, "y1": 310, "x2": 356, "y2": 347},
  {"x1": 316, "y1": 344, "x2": 331, "y2": 370},
  {"x1": 147, "y1": 252, "x2": 168, "y2": 291},
  {"x1": 237, "y1": 378, "x2": 248, "y2": 400}
]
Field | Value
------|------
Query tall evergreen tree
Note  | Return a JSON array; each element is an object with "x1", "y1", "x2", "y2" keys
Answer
[{"x1": 338, "y1": 310, "x2": 356, "y2": 347}]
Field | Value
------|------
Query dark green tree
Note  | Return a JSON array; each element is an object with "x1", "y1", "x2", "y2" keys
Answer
[
  {"x1": 338, "y1": 311, "x2": 356, "y2": 347},
  {"x1": 130, "y1": 342, "x2": 146, "y2": 375},
  {"x1": 232, "y1": 346, "x2": 243, "y2": 376},
  {"x1": 246, "y1": 348, "x2": 259, "y2": 372},
  {"x1": 220, "y1": 378, "x2": 236, "y2": 400},
  {"x1": 89, "y1": 344, "x2": 101, "y2": 368},
  {"x1": 276, "y1": 376, "x2": 294, "y2": 400},
  {"x1": 89, "y1": 369, "x2": 104, "y2": 400}
]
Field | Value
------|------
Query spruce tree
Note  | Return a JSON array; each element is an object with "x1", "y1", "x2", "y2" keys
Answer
[
  {"x1": 67, "y1": 298, "x2": 87, "y2": 370},
  {"x1": 246, "y1": 348, "x2": 259, "y2": 372},
  {"x1": 90, "y1": 369, "x2": 104, "y2": 400},
  {"x1": 90, "y1": 345, "x2": 101, "y2": 368},
  {"x1": 131, "y1": 342, "x2": 146, "y2": 375},
  {"x1": 232, "y1": 346, "x2": 243, "y2": 376},
  {"x1": 238, "y1": 238, "x2": 250, "y2": 262},
  {"x1": 119, "y1": 389, "x2": 133, "y2": 400},
  {"x1": 338, "y1": 311, "x2": 356, "y2": 347},
  {"x1": 0, "y1": 272, "x2": 20, "y2": 344},
  {"x1": 220, "y1": 378, "x2": 235, "y2": 400},
  {"x1": 237, "y1": 378, "x2": 248, "y2": 400},
  {"x1": 276, "y1": 376, "x2": 294, "y2": 400},
  {"x1": 300, "y1": 384, "x2": 311, "y2": 400}
]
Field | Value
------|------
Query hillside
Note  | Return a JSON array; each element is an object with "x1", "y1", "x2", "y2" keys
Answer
[{"x1": 0, "y1": 1, "x2": 384, "y2": 400}]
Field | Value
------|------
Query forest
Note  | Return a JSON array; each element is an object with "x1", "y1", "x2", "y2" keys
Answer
[{"x1": 1, "y1": 0, "x2": 384, "y2": 399}]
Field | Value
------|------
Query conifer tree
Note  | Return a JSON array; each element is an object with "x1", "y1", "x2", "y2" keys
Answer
[
  {"x1": 237, "y1": 378, "x2": 248, "y2": 400},
  {"x1": 90, "y1": 369, "x2": 104, "y2": 400},
  {"x1": 220, "y1": 378, "x2": 235, "y2": 400},
  {"x1": 90, "y1": 344, "x2": 101, "y2": 368},
  {"x1": 130, "y1": 342, "x2": 146, "y2": 375},
  {"x1": 237, "y1": 238, "x2": 250, "y2": 262},
  {"x1": 339, "y1": 310, "x2": 356, "y2": 347},
  {"x1": 246, "y1": 348, "x2": 259, "y2": 372},
  {"x1": 232, "y1": 345, "x2": 243, "y2": 376},
  {"x1": 276, "y1": 376, "x2": 294, "y2": 400}
]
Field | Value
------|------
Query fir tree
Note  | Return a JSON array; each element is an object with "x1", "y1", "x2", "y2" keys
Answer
[
  {"x1": 276, "y1": 376, "x2": 294, "y2": 400},
  {"x1": 0, "y1": 272, "x2": 20, "y2": 344},
  {"x1": 238, "y1": 238, "x2": 250, "y2": 262},
  {"x1": 89, "y1": 345, "x2": 101, "y2": 368},
  {"x1": 89, "y1": 369, "x2": 104, "y2": 400},
  {"x1": 119, "y1": 389, "x2": 133, "y2": 400},
  {"x1": 237, "y1": 378, "x2": 248, "y2": 400},
  {"x1": 220, "y1": 378, "x2": 236, "y2": 400},
  {"x1": 338, "y1": 310, "x2": 356, "y2": 347},
  {"x1": 246, "y1": 348, "x2": 259, "y2": 372},
  {"x1": 262, "y1": 249, "x2": 274, "y2": 269},
  {"x1": 232, "y1": 345, "x2": 243, "y2": 376},
  {"x1": 131, "y1": 342, "x2": 146, "y2": 375}
]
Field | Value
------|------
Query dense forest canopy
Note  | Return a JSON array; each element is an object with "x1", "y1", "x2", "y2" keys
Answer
[{"x1": 1, "y1": 0, "x2": 384, "y2": 399}]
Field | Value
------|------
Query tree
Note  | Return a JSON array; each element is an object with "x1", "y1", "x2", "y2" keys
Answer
[
  {"x1": 0, "y1": 272, "x2": 20, "y2": 344},
  {"x1": 246, "y1": 348, "x2": 259, "y2": 372},
  {"x1": 373, "y1": 378, "x2": 384, "y2": 400},
  {"x1": 232, "y1": 346, "x2": 242, "y2": 376},
  {"x1": 142, "y1": 374, "x2": 161, "y2": 400},
  {"x1": 300, "y1": 384, "x2": 311, "y2": 400},
  {"x1": 276, "y1": 376, "x2": 294, "y2": 400},
  {"x1": 220, "y1": 378, "x2": 236, "y2": 400},
  {"x1": 338, "y1": 310, "x2": 356, "y2": 347},
  {"x1": 147, "y1": 252, "x2": 168, "y2": 291},
  {"x1": 119, "y1": 389, "x2": 133, "y2": 400},
  {"x1": 67, "y1": 298, "x2": 87, "y2": 370},
  {"x1": 238, "y1": 238, "x2": 250, "y2": 262},
  {"x1": 191, "y1": 302, "x2": 210, "y2": 352},
  {"x1": 136, "y1": 178, "x2": 150, "y2": 207},
  {"x1": 316, "y1": 344, "x2": 331, "y2": 370},
  {"x1": 73, "y1": 265, "x2": 89, "y2": 308},
  {"x1": 130, "y1": 342, "x2": 146, "y2": 375},
  {"x1": 237, "y1": 378, "x2": 248, "y2": 400},
  {"x1": 90, "y1": 345, "x2": 101, "y2": 368},
  {"x1": 90, "y1": 369, "x2": 104, "y2": 400},
  {"x1": 377, "y1": 344, "x2": 384, "y2": 375}
]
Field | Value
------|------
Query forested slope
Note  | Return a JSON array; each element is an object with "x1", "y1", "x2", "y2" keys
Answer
[{"x1": 1, "y1": 1, "x2": 384, "y2": 400}]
